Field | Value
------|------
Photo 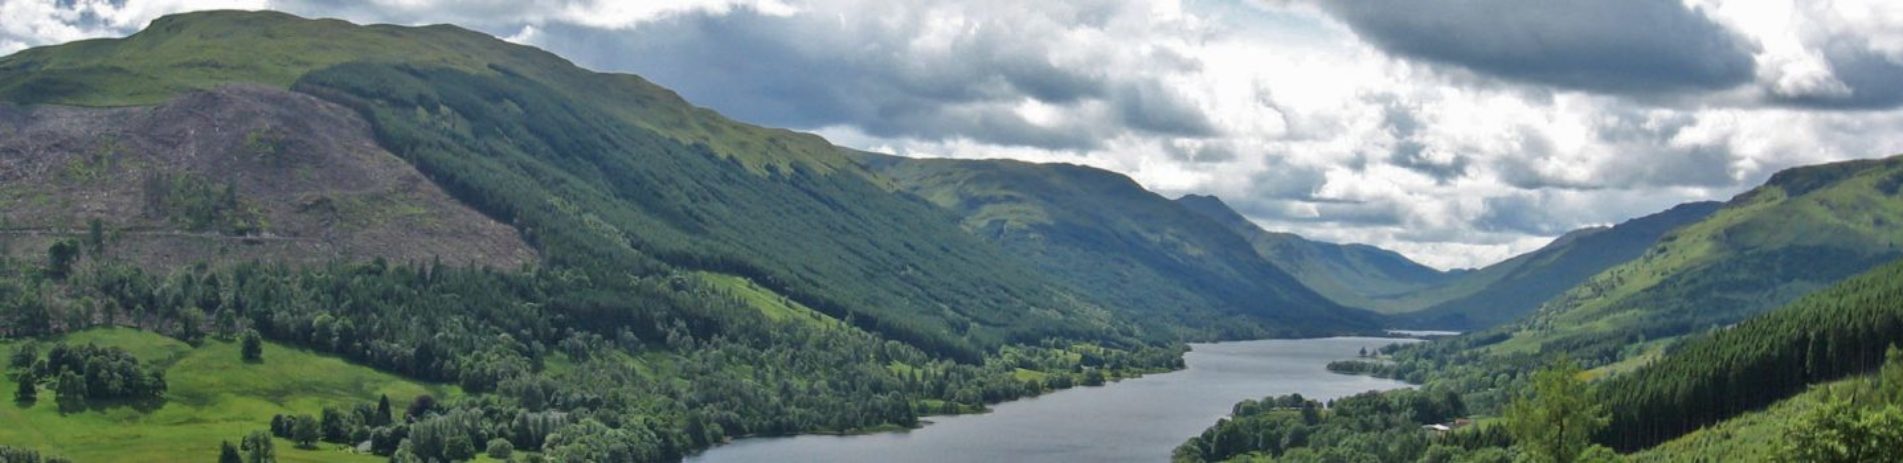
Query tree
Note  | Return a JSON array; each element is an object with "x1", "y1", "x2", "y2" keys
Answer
[
  {"x1": 8, "y1": 343, "x2": 36, "y2": 374},
  {"x1": 241, "y1": 330, "x2": 263, "y2": 363},
  {"x1": 406, "y1": 394, "x2": 435, "y2": 421},
  {"x1": 45, "y1": 239, "x2": 80, "y2": 280},
  {"x1": 241, "y1": 430, "x2": 276, "y2": 463},
  {"x1": 1506, "y1": 358, "x2": 1607, "y2": 463},
  {"x1": 86, "y1": 218, "x2": 105, "y2": 256},
  {"x1": 376, "y1": 394, "x2": 393, "y2": 426},
  {"x1": 320, "y1": 406, "x2": 359, "y2": 443},
  {"x1": 290, "y1": 414, "x2": 320, "y2": 449},
  {"x1": 14, "y1": 372, "x2": 35, "y2": 403},
  {"x1": 444, "y1": 433, "x2": 476, "y2": 461},
  {"x1": 1777, "y1": 395, "x2": 1903, "y2": 463},
  {"x1": 486, "y1": 437, "x2": 514, "y2": 459},
  {"x1": 219, "y1": 440, "x2": 242, "y2": 463},
  {"x1": 54, "y1": 370, "x2": 86, "y2": 412}
]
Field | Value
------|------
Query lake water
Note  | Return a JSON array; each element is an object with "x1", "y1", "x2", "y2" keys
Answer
[{"x1": 687, "y1": 336, "x2": 1419, "y2": 463}]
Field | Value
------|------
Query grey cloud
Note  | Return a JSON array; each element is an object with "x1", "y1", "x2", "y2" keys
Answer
[
  {"x1": 1245, "y1": 159, "x2": 1327, "y2": 200},
  {"x1": 1317, "y1": 0, "x2": 1757, "y2": 95},
  {"x1": 1475, "y1": 195, "x2": 1572, "y2": 235},
  {"x1": 1113, "y1": 80, "x2": 1218, "y2": 137},
  {"x1": 520, "y1": 3, "x2": 1207, "y2": 151},
  {"x1": 1164, "y1": 142, "x2": 1237, "y2": 164},
  {"x1": 1378, "y1": 98, "x2": 1467, "y2": 182},
  {"x1": 1771, "y1": 44, "x2": 1903, "y2": 110}
]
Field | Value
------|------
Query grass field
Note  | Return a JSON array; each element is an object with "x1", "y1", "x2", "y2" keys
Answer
[{"x1": 1, "y1": 327, "x2": 459, "y2": 462}]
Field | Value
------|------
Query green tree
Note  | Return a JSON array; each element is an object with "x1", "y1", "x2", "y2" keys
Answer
[
  {"x1": 290, "y1": 414, "x2": 320, "y2": 449},
  {"x1": 219, "y1": 440, "x2": 242, "y2": 463},
  {"x1": 486, "y1": 437, "x2": 513, "y2": 460},
  {"x1": 54, "y1": 370, "x2": 86, "y2": 412},
  {"x1": 1777, "y1": 395, "x2": 1903, "y2": 463},
  {"x1": 45, "y1": 239, "x2": 80, "y2": 280},
  {"x1": 13, "y1": 372, "x2": 35, "y2": 403},
  {"x1": 241, "y1": 330, "x2": 263, "y2": 363},
  {"x1": 375, "y1": 394, "x2": 393, "y2": 426},
  {"x1": 240, "y1": 430, "x2": 276, "y2": 463},
  {"x1": 8, "y1": 343, "x2": 36, "y2": 374},
  {"x1": 86, "y1": 218, "x2": 105, "y2": 256},
  {"x1": 1506, "y1": 358, "x2": 1607, "y2": 463},
  {"x1": 445, "y1": 433, "x2": 476, "y2": 461}
]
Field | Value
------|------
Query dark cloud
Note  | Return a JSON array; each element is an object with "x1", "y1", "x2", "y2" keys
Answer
[
  {"x1": 520, "y1": 4, "x2": 1211, "y2": 151},
  {"x1": 1317, "y1": 0, "x2": 1757, "y2": 95}
]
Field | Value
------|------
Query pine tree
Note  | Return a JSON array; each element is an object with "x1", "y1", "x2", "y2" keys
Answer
[{"x1": 375, "y1": 394, "x2": 393, "y2": 426}]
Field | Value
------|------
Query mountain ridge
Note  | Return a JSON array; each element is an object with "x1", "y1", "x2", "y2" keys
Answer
[{"x1": 1172, "y1": 193, "x2": 1457, "y2": 313}]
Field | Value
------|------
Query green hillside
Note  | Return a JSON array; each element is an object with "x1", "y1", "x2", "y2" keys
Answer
[
  {"x1": 1, "y1": 328, "x2": 453, "y2": 462},
  {"x1": 1399, "y1": 201, "x2": 1721, "y2": 330},
  {"x1": 1596, "y1": 258, "x2": 1903, "y2": 451},
  {"x1": 0, "y1": 10, "x2": 1272, "y2": 462},
  {"x1": 1173, "y1": 194, "x2": 1456, "y2": 313},
  {"x1": 1496, "y1": 155, "x2": 1903, "y2": 359},
  {"x1": 856, "y1": 154, "x2": 1379, "y2": 339},
  {"x1": 0, "y1": 10, "x2": 851, "y2": 176},
  {"x1": 0, "y1": 9, "x2": 1210, "y2": 361}
]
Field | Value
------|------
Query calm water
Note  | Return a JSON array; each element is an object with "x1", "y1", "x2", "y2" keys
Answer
[{"x1": 688, "y1": 336, "x2": 1419, "y2": 463}]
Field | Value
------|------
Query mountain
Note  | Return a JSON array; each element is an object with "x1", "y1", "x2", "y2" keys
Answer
[
  {"x1": 855, "y1": 153, "x2": 1380, "y2": 339},
  {"x1": 1396, "y1": 201, "x2": 1723, "y2": 330},
  {"x1": 1497, "y1": 155, "x2": 1903, "y2": 359},
  {"x1": 1173, "y1": 194, "x2": 1456, "y2": 313},
  {"x1": 0, "y1": 10, "x2": 1359, "y2": 461},
  {"x1": 0, "y1": 9, "x2": 1231, "y2": 360}
]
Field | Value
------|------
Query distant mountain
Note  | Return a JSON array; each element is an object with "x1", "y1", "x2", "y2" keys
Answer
[
  {"x1": 1398, "y1": 201, "x2": 1722, "y2": 330},
  {"x1": 1500, "y1": 155, "x2": 1903, "y2": 360},
  {"x1": 1172, "y1": 194, "x2": 1455, "y2": 313},
  {"x1": 856, "y1": 153, "x2": 1381, "y2": 339}
]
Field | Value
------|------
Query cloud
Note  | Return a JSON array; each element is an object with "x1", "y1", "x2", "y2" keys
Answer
[
  {"x1": 512, "y1": 0, "x2": 1216, "y2": 151},
  {"x1": 1312, "y1": 0, "x2": 1758, "y2": 95}
]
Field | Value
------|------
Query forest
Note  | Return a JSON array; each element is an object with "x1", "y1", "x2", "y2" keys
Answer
[{"x1": 0, "y1": 232, "x2": 1180, "y2": 461}]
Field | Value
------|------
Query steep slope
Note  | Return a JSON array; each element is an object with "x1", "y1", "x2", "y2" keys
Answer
[
  {"x1": 1398, "y1": 201, "x2": 1722, "y2": 329},
  {"x1": 856, "y1": 153, "x2": 1380, "y2": 339},
  {"x1": 0, "y1": 10, "x2": 1190, "y2": 360},
  {"x1": 0, "y1": 84, "x2": 536, "y2": 269},
  {"x1": 1597, "y1": 258, "x2": 1903, "y2": 451},
  {"x1": 1173, "y1": 194, "x2": 1454, "y2": 313},
  {"x1": 1501, "y1": 155, "x2": 1903, "y2": 358}
]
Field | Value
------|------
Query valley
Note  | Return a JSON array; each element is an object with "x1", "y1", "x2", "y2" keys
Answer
[{"x1": 0, "y1": 7, "x2": 1899, "y2": 463}]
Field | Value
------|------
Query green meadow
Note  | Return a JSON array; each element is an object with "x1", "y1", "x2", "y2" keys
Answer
[{"x1": 2, "y1": 327, "x2": 459, "y2": 462}]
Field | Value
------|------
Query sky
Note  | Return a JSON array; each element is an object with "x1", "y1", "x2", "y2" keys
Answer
[{"x1": 4, "y1": 0, "x2": 1902, "y2": 269}]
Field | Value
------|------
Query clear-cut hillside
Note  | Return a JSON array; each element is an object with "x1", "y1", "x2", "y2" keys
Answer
[{"x1": 0, "y1": 85, "x2": 535, "y2": 269}]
